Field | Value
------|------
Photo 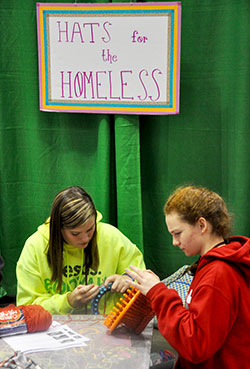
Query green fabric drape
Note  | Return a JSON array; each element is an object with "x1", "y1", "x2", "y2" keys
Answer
[
  {"x1": 0, "y1": 0, "x2": 249, "y2": 296},
  {"x1": 114, "y1": 116, "x2": 144, "y2": 251}
]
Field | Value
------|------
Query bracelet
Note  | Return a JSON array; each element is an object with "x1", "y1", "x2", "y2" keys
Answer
[{"x1": 122, "y1": 272, "x2": 135, "y2": 281}]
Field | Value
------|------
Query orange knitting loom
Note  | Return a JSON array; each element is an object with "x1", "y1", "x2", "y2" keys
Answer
[{"x1": 103, "y1": 286, "x2": 155, "y2": 334}]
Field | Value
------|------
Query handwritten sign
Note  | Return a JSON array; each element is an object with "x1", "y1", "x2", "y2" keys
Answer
[{"x1": 36, "y1": 2, "x2": 181, "y2": 115}]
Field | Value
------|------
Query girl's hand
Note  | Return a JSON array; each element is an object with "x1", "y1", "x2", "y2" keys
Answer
[
  {"x1": 125, "y1": 265, "x2": 160, "y2": 295},
  {"x1": 104, "y1": 274, "x2": 132, "y2": 293},
  {"x1": 67, "y1": 284, "x2": 99, "y2": 308}
]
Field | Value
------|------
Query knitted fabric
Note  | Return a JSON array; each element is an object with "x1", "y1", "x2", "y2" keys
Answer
[{"x1": 162, "y1": 265, "x2": 193, "y2": 305}]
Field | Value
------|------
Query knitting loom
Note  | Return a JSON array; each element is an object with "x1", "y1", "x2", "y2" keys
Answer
[
  {"x1": 103, "y1": 285, "x2": 155, "y2": 334},
  {"x1": 91, "y1": 282, "x2": 113, "y2": 315}
]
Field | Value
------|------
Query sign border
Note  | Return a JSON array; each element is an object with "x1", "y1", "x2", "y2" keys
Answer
[{"x1": 36, "y1": 2, "x2": 181, "y2": 115}]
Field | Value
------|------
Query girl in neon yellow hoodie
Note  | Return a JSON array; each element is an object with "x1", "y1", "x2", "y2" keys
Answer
[{"x1": 16, "y1": 186, "x2": 145, "y2": 315}]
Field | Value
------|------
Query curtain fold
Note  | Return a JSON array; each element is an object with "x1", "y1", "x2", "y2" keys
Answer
[{"x1": 114, "y1": 115, "x2": 144, "y2": 252}]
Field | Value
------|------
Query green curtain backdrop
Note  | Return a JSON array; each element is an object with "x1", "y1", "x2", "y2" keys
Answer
[{"x1": 0, "y1": 0, "x2": 249, "y2": 296}]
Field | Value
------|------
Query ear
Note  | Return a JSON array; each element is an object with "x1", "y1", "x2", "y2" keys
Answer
[{"x1": 197, "y1": 217, "x2": 208, "y2": 234}]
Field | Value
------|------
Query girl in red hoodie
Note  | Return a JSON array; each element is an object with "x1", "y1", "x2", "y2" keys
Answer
[{"x1": 126, "y1": 185, "x2": 250, "y2": 369}]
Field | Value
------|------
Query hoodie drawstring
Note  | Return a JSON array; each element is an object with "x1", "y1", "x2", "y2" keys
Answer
[{"x1": 65, "y1": 249, "x2": 84, "y2": 289}]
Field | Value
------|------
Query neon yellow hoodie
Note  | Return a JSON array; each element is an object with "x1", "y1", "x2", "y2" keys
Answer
[{"x1": 16, "y1": 212, "x2": 145, "y2": 314}]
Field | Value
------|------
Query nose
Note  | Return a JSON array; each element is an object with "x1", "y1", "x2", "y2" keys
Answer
[
  {"x1": 172, "y1": 237, "x2": 180, "y2": 247},
  {"x1": 79, "y1": 233, "x2": 89, "y2": 243}
]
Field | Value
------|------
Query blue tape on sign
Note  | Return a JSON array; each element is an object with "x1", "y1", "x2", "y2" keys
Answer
[{"x1": 91, "y1": 282, "x2": 113, "y2": 315}]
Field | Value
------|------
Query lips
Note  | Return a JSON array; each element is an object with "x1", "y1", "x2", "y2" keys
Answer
[{"x1": 78, "y1": 243, "x2": 88, "y2": 247}]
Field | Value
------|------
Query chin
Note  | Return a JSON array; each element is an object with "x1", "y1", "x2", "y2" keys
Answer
[{"x1": 76, "y1": 244, "x2": 88, "y2": 249}]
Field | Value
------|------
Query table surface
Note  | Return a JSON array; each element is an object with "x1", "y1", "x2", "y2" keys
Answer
[{"x1": 0, "y1": 315, "x2": 153, "y2": 369}]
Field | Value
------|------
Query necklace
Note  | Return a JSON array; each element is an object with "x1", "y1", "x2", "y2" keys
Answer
[
  {"x1": 212, "y1": 239, "x2": 228, "y2": 249},
  {"x1": 190, "y1": 240, "x2": 228, "y2": 276}
]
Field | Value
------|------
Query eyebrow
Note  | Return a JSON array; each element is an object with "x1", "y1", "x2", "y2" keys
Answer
[
  {"x1": 169, "y1": 228, "x2": 180, "y2": 234},
  {"x1": 86, "y1": 224, "x2": 95, "y2": 232}
]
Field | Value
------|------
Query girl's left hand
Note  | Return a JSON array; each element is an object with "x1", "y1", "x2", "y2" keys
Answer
[
  {"x1": 124, "y1": 265, "x2": 160, "y2": 295},
  {"x1": 104, "y1": 274, "x2": 133, "y2": 293}
]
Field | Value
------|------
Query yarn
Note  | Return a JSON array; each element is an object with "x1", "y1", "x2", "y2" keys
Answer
[
  {"x1": 20, "y1": 305, "x2": 52, "y2": 333},
  {"x1": 0, "y1": 304, "x2": 52, "y2": 337}
]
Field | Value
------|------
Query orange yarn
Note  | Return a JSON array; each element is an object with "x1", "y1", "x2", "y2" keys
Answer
[{"x1": 20, "y1": 305, "x2": 52, "y2": 332}]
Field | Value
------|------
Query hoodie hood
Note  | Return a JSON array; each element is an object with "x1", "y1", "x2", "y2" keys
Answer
[{"x1": 198, "y1": 236, "x2": 250, "y2": 283}]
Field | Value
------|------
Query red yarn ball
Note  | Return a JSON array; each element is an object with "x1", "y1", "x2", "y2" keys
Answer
[
  {"x1": 20, "y1": 305, "x2": 52, "y2": 332},
  {"x1": 0, "y1": 304, "x2": 52, "y2": 336}
]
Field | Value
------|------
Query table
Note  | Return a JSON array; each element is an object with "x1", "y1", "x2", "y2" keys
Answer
[{"x1": 0, "y1": 315, "x2": 153, "y2": 369}]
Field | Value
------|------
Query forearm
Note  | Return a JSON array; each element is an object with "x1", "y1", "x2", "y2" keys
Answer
[
  {"x1": 147, "y1": 283, "x2": 232, "y2": 363},
  {"x1": 17, "y1": 281, "x2": 73, "y2": 315}
]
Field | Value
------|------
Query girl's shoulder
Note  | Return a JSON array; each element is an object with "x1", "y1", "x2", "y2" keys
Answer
[
  {"x1": 97, "y1": 222, "x2": 135, "y2": 247},
  {"x1": 23, "y1": 223, "x2": 49, "y2": 254}
]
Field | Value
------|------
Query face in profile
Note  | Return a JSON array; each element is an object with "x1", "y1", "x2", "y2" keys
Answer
[
  {"x1": 165, "y1": 212, "x2": 204, "y2": 257},
  {"x1": 61, "y1": 215, "x2": 96, "y2": 249}
]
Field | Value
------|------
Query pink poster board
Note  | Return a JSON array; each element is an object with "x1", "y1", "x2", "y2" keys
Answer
[{"x1": 36, "y1": 2, "x2": 181, "y2": 115}]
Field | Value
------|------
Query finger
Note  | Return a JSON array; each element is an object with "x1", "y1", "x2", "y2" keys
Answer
[
  {"x1": 129, "y1": 280, "x2": 143, "y2": 292},
  {"x1": 89, "y1": 285, "x2": 99, "y2": 295},
  {"x1": 110, "y1": 280, "x2": 118, "y2": 291},
  {"x1": 82, "y1": 284, "x2": 95, "y2": 291},
  {"x1": 128, "y1": 265, "x2": 141, "y2": 273},
  {"x1": 146, "y1": 269, "x2": 159, "y2": 279},
  {"x1": 120, "y1": 281, "x2": 132, "y2": 293},
  {"x1": 104, "y1": 277, "x2": 110, "y2": 286},
  {"x1": 110, "y1": 278, "x2": 126, "y2": 292},
  {"x1": 77, "y1": 283, "x2": 94, "y2": 290},
  {"x1": 124, "y1": 268, "x2": 138, "y2": 280},
  {"x1": 77, "y1": 284, "x2": 97, "y2": 297},
  {"x1": 128, "y1": 265, "x2": 147, "y2": 279},
  {"x1": 112, "y1": 281, "x2": 127, "y2": 292},
  {"x1": 79, "y1": 285, "x2": 99, "y2": 301},
  {"x1": 104, "y1": 276, "x2": 114, "y2": 286},
  {"x1": 146, "y1": 269, "x2": 155, "y2": 274},
  {"x1": 88, "y1": 286, "x2": 99, "y2": 298}
]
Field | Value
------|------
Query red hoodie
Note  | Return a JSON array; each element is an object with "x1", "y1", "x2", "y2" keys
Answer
[{"x1": 147, "y1": 236, "x2": 250, "y2": 369}]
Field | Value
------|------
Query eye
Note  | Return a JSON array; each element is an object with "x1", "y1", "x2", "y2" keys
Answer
[
  {"x1": 86, "y1": 225, "x2": 95, "y2": 233},
  {"x1": 174, "y1": 232, "x2": 181, "y2": 236},
  {"x1": 71, "y1": 232, "x2": 80, "y2": 237}
]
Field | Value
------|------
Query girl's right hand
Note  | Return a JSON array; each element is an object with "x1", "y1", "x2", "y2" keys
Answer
[
  {"x1": 125, "y1": 265, "x2": 160, "y2": 295},
  {"x1": 67, "y1": 284, "x2": 99, "y2": 308}
]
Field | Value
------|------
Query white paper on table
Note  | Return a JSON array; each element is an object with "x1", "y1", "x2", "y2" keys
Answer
[{"x1": 3, "y1": 320, "x2": 89, "y2": 354}]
